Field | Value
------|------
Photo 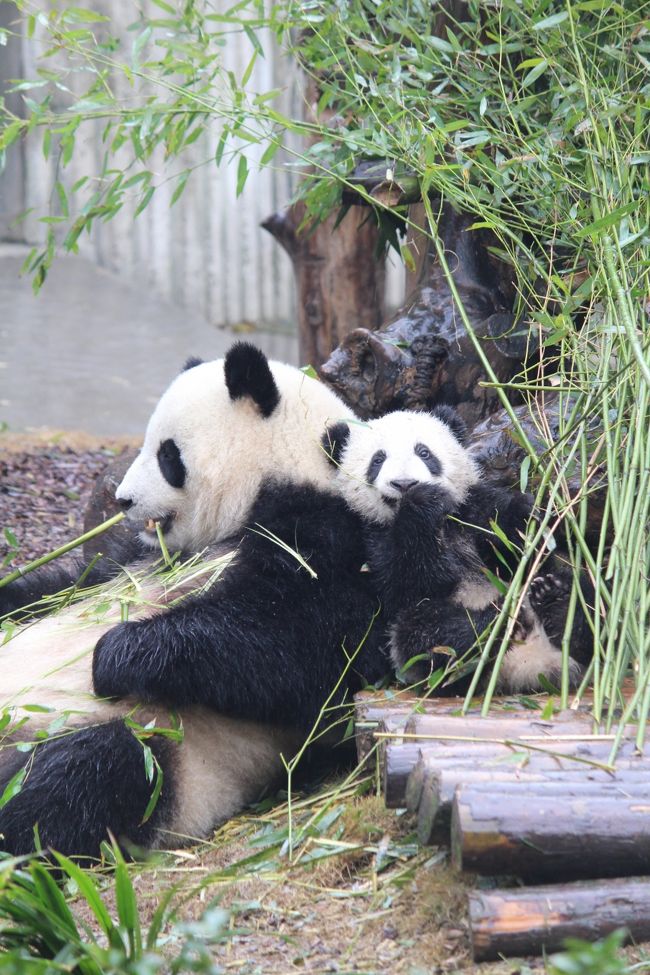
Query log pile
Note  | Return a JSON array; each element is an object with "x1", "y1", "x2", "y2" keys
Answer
[{"x1": 354, "y1": 687, "x2": 649, "y2": 960}]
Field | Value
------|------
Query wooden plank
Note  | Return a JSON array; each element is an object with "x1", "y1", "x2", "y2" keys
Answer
[
  {"x1": 452, "y1": 786, "x2": 650, "y2": 881},
  {"x1": 469, "y1": 877, "x2": 650, "y2": 960}
]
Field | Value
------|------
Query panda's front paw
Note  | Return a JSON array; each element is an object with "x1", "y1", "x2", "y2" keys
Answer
[
  {"x1": 398, "y1": 482, "x2": 454, "y2": 521},
  {"x1": 92, "y1": 623, "x2": 139, "y2": 699}
]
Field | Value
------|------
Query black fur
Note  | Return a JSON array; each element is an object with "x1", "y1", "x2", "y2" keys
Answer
[
  {"x1": 0, "y1": 721, "x2": 174, "y2": 858},
  {"x1": 321, "y1": 422, "x2": 351, "y2": 467},
  {"x1": 93, "y1": 483, "x2": 389, "y2": 730},
  {"x1": 366, "y1": 478, "x2": 591, "y2": 691},
  {"x1": 183, "y1": 356, "x2": 203, "y2": 371},
  {"x1": 366, "y1": 450, "x2": 387, "y2": 484},
  {"x1": 157, "y1": 438, "x2": 186, "y2": 489},
  {"x1": 224, "y1": 343, "x2": 280, "y2": 418},
  {"x1": 0, "y1": 557, "x2": 128, "y2": 621}
]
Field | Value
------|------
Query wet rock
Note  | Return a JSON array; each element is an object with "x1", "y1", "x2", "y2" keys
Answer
[{"x1": 83, "y1": 448, "x2": 143, "y2": 563}]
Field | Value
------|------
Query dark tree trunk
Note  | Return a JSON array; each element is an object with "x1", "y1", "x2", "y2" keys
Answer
[
  {"x1": 319, "y1": 204, "x2": 530, "y2": 425},
  {"x1": 262, "y1": 201, "x2": 385, "y2": 367}
]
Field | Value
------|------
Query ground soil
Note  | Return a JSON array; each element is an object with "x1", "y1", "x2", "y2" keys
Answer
[{"x1": 0, "y1": 431, "x2": 138, "y2": 564}]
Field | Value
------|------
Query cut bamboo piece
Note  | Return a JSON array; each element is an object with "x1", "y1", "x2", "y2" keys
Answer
[
  {"x1": 469, "y1": 877, "x2": 650, "y2": 960},
  {"x1": 453, "y1": 786, "x2": 650, "y2": 881}
]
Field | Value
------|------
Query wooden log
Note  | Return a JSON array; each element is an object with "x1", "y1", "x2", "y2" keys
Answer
[
  {"x1": 386, "y1": 737, "x2": 640, "y2": 808},
  {"x1": 452, "y1": 786, "x2": 650, "y2": 881},
  {"x1": 416, "y1": 760, "x2": 650, "y2": 845},
  {"x1": 469, "y1": 877, "x2": 650, "y2": 960},
  {"x1": 383, "y1": 744, "x2": 424, "y2": 808},
  {"x1": 402, "y1": 711, "x2": 597, "y2": 740}
]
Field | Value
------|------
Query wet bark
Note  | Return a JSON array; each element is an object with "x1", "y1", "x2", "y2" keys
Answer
[
  {"x1": 319, "y1": 204, "x2": 531, "y2": 424},
  {"x1": 262, "y1": 201, "x2": 385, "y2": 367},
  {"x1": 469, "y1": 877, "x2": 650, "y2": 960},
  {"x1": 453, "y1": 785, "x2": 650, "y2": 881}
]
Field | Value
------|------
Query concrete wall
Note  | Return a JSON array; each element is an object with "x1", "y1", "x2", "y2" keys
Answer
[{"x1": 0, "y1": 1, "x2": 403, "y2": 334}]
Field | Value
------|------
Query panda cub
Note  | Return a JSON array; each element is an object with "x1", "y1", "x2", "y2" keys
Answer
[
  {"x1": 324, "y1": 408, "x2": 592, "y2": 693},
  {"x1": 0, "y1": 342, "x2": 388, "y2": 859}
]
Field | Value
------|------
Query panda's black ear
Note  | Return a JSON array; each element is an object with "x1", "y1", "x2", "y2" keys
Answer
[
  {"x1": 432, "y1": 405, "x2": 468, "y2": 445},
  {"x1": 224, "y1": 342, "x2": 280, "y2": 418},
  {"x1": 321, "y1": 422, "x2": 350, "y2": 467},
  {"x1": 182, "y1": 356, "x2": 203, "y2": 372}
]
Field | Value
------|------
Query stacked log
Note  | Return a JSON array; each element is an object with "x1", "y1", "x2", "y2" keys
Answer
[
  {"x1": 355, "y1": 687, "x2": 647, "y2": 960},
  {"x1": 469, "y1": 878, "x2": 650, "y2": 961}
]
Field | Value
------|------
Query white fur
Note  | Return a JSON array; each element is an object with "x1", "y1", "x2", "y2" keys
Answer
[
  {"x1": 119, "y1": 360, "x2": 352, "y2": 552},
  {"x1": 1, "y1": 354, "x2": 351, "y2": 849},
  {"x1": 0, "y1": 565, "x2": 302, "y2": 847},
  {"x1": 334, "y1": 411, "x2": 479, "y2": 524}
]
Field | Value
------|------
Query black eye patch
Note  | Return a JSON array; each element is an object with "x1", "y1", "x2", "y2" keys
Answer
[
  {"x1": 157, "y1": 439, "x2": 186, "y2": 489},
  {"x1": 414, "y1": 443, "x2": 441, "y2": 476},
  {"x1": 366, "y1": 450, "x2": 387, "y2": 483}
]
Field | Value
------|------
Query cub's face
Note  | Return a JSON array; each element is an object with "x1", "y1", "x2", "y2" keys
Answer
[
  {"x1": 115, "y1": 344, "x2": 352, "y2": 554},
  {"x1": 325, "y1": 410, "x2": 479, "y2": 524}
]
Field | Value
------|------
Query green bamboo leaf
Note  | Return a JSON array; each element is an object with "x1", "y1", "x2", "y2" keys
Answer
[
  {"x1": 114, "y1": 853, "x2": 141, "y2": 956},
  {"x1": 134, "y1": 185, "x2": 155, "y2": 217},
  {"x1": 53, "y1": 853, "x2": 119, "y2": 945},
  {"x1": 236, "y1": 154, "x2": 248, "y2": 197},
  {"x1": 0, "y1": 766, "x2": 26, "y2": 808},
  {"x1": 533, "y1": 11, "x2": 568, "y2": 29},
  {"x1": 575, "y1": 201, "x2": 639, "y2": 239},
  {"x1": 170, "y1": 169, "x2": 190, "y2": 206},
  {"x1": 521, "y1": 59, "x2": 549, "y2": 88}
]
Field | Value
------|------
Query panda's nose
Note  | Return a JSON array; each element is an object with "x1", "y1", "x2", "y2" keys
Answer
[
  {"x1": 390, "y1": 479, "x2": 418, "y2": 494},
  {"x1": 116, "y1": 497, "x2": 134, "y2": 512}
]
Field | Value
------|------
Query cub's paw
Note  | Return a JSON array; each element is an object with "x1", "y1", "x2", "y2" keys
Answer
[
  {"x1": 398, "y1": 482, "x2": 454, "y2": 520},
  {"x1": 529, "y1": 572, "x2": 571, "y2": 610}
]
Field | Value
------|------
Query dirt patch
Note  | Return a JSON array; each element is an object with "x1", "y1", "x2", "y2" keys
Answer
[{"x1": 0, "y1": 431, "x2": 138, "y2": 564}]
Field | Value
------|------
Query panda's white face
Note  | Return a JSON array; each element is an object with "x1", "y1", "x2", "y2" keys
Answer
[
  {"x1": 332, "y1": 411, "x2": 479, "y2": 524},
  {"x1": 116, "y1": 347, "x2": 353, "y2": 553}
]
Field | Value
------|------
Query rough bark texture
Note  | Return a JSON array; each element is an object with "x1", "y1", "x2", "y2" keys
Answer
[
  {"x1": 383, "y1": 735, "x2": 639, "y2": 809},
  {"x1": 453, "y1": 787, "x2": 650, "y2": 881},
  {"x1": 419, "y1": 767, "x2": 650, "y2": 846},
  {"x1": 262, "y1": 202, "x2": 386, "y2": 367},
  {"x1": 319, "y1": 205, "x2": 530, "y2": 424},
  {"x1": 469, "y1": 877, "x2": 650, "y2": 961}
]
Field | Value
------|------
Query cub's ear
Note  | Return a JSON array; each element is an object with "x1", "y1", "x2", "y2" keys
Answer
[
  {"x1": 321, "y1": 422, "x2": 351, "y2": 466},
  {"x1": 182, "y1": 355, "x2": 203, "y2": 372},
  {"x1": 432, "y1": 405, "x2": 468, "y2": 445},
  {"x1": 224, "y1": 343, "x2": 280, "y2": 418}
]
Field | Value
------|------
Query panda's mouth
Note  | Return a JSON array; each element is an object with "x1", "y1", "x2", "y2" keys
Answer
[
  {"x1": 142, "y1": 513, "x2": 175, "y2": 536},
  {"x1": 381, "y1": 495, "x2": 399, "y2": 509}
]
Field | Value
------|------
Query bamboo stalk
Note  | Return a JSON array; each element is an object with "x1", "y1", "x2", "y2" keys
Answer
[{"x1": 0, "y1": 513, "x2": 125, "y2": 589}]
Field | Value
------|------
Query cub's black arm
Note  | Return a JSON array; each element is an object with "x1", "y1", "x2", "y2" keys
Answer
[{"x1": 365, "y1": 483, "x2": 463, "y2": 615}]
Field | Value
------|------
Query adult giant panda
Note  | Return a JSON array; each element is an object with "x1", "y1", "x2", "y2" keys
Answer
[
  {"x1": 0, "y1": 343, "x2": 388, "y2": 858},
  {"x1": 322, "y1": 408, "x2": 593, "y2": 693}
]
